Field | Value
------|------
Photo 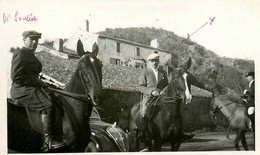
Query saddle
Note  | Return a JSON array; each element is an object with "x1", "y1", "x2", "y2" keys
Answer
[
  {"x1": 145, "y1": 96, "x2": 161, "y2": 123},
  {"x1": 145, "y1": 95, "x2": 179, "y2": 123},
  {"x1": 8, "y1": 98, "x2": 24, "y2": 107},
  {"x1": 141, "y1": 95, "x2": 179, "y2": 140}
]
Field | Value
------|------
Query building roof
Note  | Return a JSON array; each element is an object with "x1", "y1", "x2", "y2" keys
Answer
[
  {"x1": 63, "y1": 30, "x2": 99, "y2": 54},
  {"x1": 62, "y1": 31, "x2": 170, "y2": 56},
  {"x1": 36, "y1": 50, "x2": 212, "y2": 98}
]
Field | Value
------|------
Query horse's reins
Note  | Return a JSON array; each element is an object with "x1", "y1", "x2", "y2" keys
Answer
[
  {"x1": 209, "y1": 112, "x2": 227, "y2": 132},
  {"x1": 45, "y1": 71, "x2": 91, "y2": 102},
  {"x1": 211, "y1": 98, "x2": 242, "y2": 129},
  {"x1": 47, "y1": 87, "x2": 90, "y2": 102},
  {"x1": 145, "y1": 78, "x2": 185, "y2": 129},
  {"x1": 215, "y1": 98, "x2": 241, "y2": 111}
]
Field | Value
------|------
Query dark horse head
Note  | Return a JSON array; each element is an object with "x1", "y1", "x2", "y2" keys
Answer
[
  {"x1": 66, "y1": 39, "x2": 103, "y2": 107},
  {"x1": 7, "y1": 39, "x2": 103, "y2": 153},
  {"x1": 128, "y1": 57, "x2": 192, "y2": 151},
  {"x1": 166, "y1": 57, "x2": 193, "y2": 104}
]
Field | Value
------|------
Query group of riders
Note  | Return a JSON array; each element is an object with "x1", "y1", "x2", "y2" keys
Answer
[{"x1": 9, "y1": 30, "x2": 255, "y2": 152}]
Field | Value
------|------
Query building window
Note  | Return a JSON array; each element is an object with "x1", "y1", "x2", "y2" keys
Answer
[
  {"x1": 136, "y1": 47, "x2": 140, "y2": 56},
  {"x1": 110, "y1": 57, "x2": 121, "y2": 65},
  {"x1": 116, "y1": 42, "x2": 120, "y2": 52},
  {"x1": 135, "y1": 62, "x2": 142, "y2": 68},
  {"x1": 116, "y1": 59, "x2": 121, "y2": 65}
]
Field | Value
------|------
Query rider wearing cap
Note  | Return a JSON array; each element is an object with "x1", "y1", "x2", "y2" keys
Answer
[
  {"x1": 138, "y1": 53, "x2": 194, "y2": 141},
  {"x1": 139, "y1": 53, "x2": 168, "y2": 119},
  {"x1": 10, "y1": 30, "x2": 65, "y2": 152}
]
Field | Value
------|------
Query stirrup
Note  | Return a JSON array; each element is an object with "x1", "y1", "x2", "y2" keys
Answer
[
  {"x1": 42, "y1": 141, "x2": 66, "y2": 152},
  {"x1": 42, "y1": 134, "x2": 65, "y2": 152}
]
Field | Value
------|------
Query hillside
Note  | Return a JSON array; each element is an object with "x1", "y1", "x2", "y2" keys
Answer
[{"x1": 99, "y1": 27, "x2": 254, "y2": 99}]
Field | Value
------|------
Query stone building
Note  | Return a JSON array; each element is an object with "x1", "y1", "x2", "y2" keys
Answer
[{"x1": 63, "y1": 30, "x2": 171, "y2": 68}]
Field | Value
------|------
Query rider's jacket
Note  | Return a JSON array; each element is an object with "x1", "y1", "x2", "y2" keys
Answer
[
  {"x1": 10, "y1": 47, "x2": 43, "y2": 99},
  {"x1": 139, "y1": 67, "x2": 168, "y2": 101},
  {"x1": 248, "y1": 80, "x2": 255, "y2": 107}
]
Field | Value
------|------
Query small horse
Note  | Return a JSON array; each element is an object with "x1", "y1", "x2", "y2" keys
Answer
[
  {"x1": 127, "y1": 58, "x2": 193, "y2": 151},
  {"x1": 211, "y1": 96, "x2": 251, "y2": 151},
  {"x1": 8, "y1": 39, "x2": 103, "y2": 153}
]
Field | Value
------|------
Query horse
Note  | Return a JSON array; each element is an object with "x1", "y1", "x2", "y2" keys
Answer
[
  {"x1": 210, "y1": 96, "x2": 252, "y2": 151},
  {"x1": 8, "y1": 39, "x2": 103, "y2": 153},
  {"x1": 124, "y1": 58, "x2": 193, "y2": 151}
]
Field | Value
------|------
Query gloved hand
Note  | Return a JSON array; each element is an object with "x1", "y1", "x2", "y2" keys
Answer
[
  {"x1": 210, "y1": 111, "x2": 215, "y2": 116},
  {"x1": 152, "y1": 89, "x2": 160, "y2": 96}
]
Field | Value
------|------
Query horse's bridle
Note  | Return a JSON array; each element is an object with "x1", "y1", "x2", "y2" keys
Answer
[
  {"x1": 211, "y1": 97, "x2": 242, "y2": 124},
  {"x1": 211, "y1": 97, "x2": 242, "y2": 113},
  {"x1": 79, "y1": 70, "x2": 91, "y2": 101},
  {"x1": 46, "y1": 71, "x2": 91, "y2": 103}
]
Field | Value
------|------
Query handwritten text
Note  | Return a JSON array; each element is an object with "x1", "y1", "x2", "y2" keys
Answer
[{"x1": 3, "y1": 10, "x2": 38, "y2": 24}]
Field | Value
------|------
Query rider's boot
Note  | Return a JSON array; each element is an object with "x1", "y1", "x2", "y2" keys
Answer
[
  {"x1": 41, "y1": 113, "x2": 65, "y2": 152},
  {"x1": 138, "y1": 116, "x2": 147, "y2": 141}
]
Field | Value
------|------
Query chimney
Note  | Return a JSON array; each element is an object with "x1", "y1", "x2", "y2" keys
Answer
[
  {"x1": 86, "y1": 20, "x2": 89, "y2": 32},
  {"x1": 151, "y1": 39, "x2": 159, "y2": 48}
]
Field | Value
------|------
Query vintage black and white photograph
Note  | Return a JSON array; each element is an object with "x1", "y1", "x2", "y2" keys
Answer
[{"x1": 0, "y1": 0, "x2": 259, "y2": 154}]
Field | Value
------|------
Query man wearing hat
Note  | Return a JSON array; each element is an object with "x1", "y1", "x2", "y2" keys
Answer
[
  {"x1": 138, "y1": 53, "x2": 195, "y2": 141},
  {"x1": 139, "y1": 53, "x2": 168, "y2": 117},
  {"x1": 10, "y1": 30, "x2": 64, "y2": 152},
  {"x1": 245, "y1": 71, "x2": 255, "y2": 132},
  {"x1": 138, "y1": 53, "x2": 168, "y2": 139}
]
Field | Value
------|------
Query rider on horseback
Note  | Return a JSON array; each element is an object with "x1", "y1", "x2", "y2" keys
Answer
[
  {"x1": 10, "y1": 30, "x2": 65, "y2": 152},
  {"x1": 138, "y1": 53, "x2": 194, "y2": 142},
  {"x1": 244, "y1": 71, "x2": 255, "y2": 132}
]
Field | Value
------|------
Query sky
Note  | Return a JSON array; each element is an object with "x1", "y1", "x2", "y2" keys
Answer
[
  {"x1": 0, "y1": 0, "x2": 260, "y2": 153},
  {"x1": 0, "y1": 0, "x2": 259, "y2": 60}
]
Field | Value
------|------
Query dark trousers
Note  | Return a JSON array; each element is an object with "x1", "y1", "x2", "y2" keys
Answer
[
  {"x1": 16, "y1": 88, "x2": 53, "y2": 133},
  {"x1": 249, "y1": 113, "x2": 255, "y2": 132}
]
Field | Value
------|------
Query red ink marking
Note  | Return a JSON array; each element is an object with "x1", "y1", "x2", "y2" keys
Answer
[
  {"x1": 209, "y1": 17, "x2": 215, "y2": 25},
  {"x1": 163, "y1": 17, "x2": 216, "y2": 57},
  {"x1": 3, "y1": 13, "x2": 9, "y2": 24},
  {"x1": 14, "y1": 10, "x2": 18, "y2": 22},
  {"x1": 14, "y1": 10, "x2": 38, "y2": 22},
  {"x1": 4, "y1": 10, "x2": 38, "y2": 24},
  {"x1": 190, "y1": 22, "x2": 208, "y2": 37}
]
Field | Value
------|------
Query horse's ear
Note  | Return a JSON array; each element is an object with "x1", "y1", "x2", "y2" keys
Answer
[
  {"x1": 77, "y1": 39, "x2": 85, "y2": 57},
  {"x1": 183, "y1": 57, "x2": 192, "y2": 70},
  {"x1": 92, "y1": 42, "x2": 99, "y2": 56}
]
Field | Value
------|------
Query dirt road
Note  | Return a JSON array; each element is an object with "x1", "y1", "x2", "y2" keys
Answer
[{"x1": 162, "y1": 131, "x2": 255, "y2": 151}]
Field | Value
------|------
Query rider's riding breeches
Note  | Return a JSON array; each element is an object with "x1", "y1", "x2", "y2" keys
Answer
[{"x1": 16, "y1": 88, "x2": 53, "y2": 133}]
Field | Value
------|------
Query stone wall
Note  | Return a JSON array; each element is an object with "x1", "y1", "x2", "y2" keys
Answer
[{"x1": 100, "y1": 89, "x2": 219, "y2": 131}]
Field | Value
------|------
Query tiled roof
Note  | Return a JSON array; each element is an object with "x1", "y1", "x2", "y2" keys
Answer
[
  {"x1": 102, "y1": 63, "x2": 143, "y2": 92},
  {"x1": 36, "y1": 50, "x2": 212, "y2": 97}
]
